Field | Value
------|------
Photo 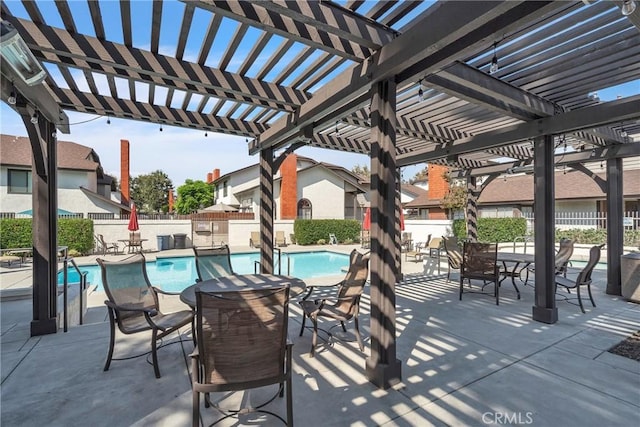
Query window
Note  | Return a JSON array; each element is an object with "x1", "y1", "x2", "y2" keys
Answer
[
  {"x1": 8, "y1": 169, "x2": 31, "y2": 194},
  {"x1": 223, "y1": 181, "x2": 228, "y2": 197},
  {"x1": 297, "y1": 198, "x2": 312, "y2": 219}
]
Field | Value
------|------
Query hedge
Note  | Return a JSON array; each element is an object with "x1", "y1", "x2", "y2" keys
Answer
[
  {"x1": 556, "y1": 228, "x2": 640, "y2": 247},
  {"x1": 0, "y1": 218, "x2": 94, "y2": 255},
  {"x1": 293, "y1": 219, "x2": 361, "y2": 245},
  {"x1": 452, "y1": 217, "x2": 527, "y2": 243}
]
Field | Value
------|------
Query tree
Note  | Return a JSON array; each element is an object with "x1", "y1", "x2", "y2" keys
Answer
[
  {"x1": 106, "y1": 174, "x2": 119, "y2": 192},
  {"x1": 440, "y1": 170, "x2": 467, "y2": 221},
  {"x1": 410, "y1": 165, "x2": 429, "y2": 182},
  {"x1": 351, "y1": 164, "x2": 370, "y2": 179},
  {"x1": 130, "y1": 170, "x2": 173, "y2": 213},
  {"x1": 175, "y1": 179, "x2": 214, "y2": 214}
]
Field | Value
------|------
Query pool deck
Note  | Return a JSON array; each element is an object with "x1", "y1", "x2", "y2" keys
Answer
[{"x1": 1, "y1": 244, "x2": 639, "y2": 426}]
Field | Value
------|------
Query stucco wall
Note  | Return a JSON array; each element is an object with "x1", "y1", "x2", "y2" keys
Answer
[
  {"x1": 297, "y1": 168, "x2": 345, "y2": 219},
  {"x1": 401, "y1": 219, "x2": 454, "y2": 247},
  {"x1": 94, "y1": 220, "x2": 192, "y2": 252}
]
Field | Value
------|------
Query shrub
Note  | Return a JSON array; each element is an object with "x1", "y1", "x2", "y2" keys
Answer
[
  {"x1": 0, "y1": 218, "x2": 94, "y2": 255},
  {"x1": 293, "y1": 219, "x2": 361, "y2": 245},
  {"x1": 452, "y1": 217, "x2": 527, "y2": 242},
  {"x1": 317, "y1": 239, "x2": 326, "y2": 245},
  {"x1": 556, "y1": 228, "x2": 640, "y2": 247}
]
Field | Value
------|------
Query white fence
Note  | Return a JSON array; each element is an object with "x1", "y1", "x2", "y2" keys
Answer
[{"x1": 522, "y1": 211, "x2": 639, "y2": 230}]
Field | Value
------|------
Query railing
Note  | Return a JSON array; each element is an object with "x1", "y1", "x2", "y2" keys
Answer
[
  {"x1": 253, "y1": 247, "x2": 290, "y2": 275},
  {"x1": 61, "y1": 254, "x2": 88, "y2": 333},
  {"x1": 522, "y1": 211, "x2": 639, "y2": 229}
]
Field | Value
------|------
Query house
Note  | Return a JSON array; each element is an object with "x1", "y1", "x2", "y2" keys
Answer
[
  {"x1": 405, "y1": 161, "x2": 640, "y2": 224},
  {"x1": 0, "y1": 134, "x2": 127, "y2": 218},
  {"x1": 207, "y1": 154, "x2": 369, "y2": 220}
]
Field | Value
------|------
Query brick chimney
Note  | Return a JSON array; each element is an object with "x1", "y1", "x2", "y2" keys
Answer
[
  {"x1": 427, "y1": 164, "x2": 450, "y2": 219},
  {"x1": 213, "y1": 168, "x2": 220, "y2": 181},
  {"x1": 206, "y1": 172, "x2": 213, "y2": 183},
  {"x1": 279, "y1": 154, "x2": 298, "y2": 219},
  {"x1": 120, "y1": 139, "x2": 130, "y2": 206},
  {"x1": 168, "y1": 188, "x2": 174, "y2": 213}
]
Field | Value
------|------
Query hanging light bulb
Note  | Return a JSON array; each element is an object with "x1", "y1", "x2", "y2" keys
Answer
[
  {"x1": 30, "y1": 111, "x2": 38, "y2": 124},
  {"x1": 8, "y1": 88, "x2": 16, "y2": 105},
  {"x1": 620, "y1": 123, "x2": 628, "y2": 138},
  {"x1": 563, "y1": 165, "x2": 567, "y2": 175},
  {"x1": 204, "y1": 131, "x2": 208, "y2": 137},
  {"x1": 106, "y1": 116, "x2": 111, "y2": 125},
  {"x1": 621, "y1": 0, "x2": 637, "y2": 16},
  {"x1": 489, "y1": 42, "x2": 499, "y2": 74},
  {"x1": 159, "y1": 124, "x2": 163, "y2": 132}
]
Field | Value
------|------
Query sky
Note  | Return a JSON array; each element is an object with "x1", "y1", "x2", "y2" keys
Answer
[{"x1": 0, "y1": 105, "x2": 426, "y2": 187}]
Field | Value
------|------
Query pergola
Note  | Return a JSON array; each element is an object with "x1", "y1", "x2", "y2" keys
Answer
[{"x1": 1, "y1": 0, "x2": 639, "y2": 389}]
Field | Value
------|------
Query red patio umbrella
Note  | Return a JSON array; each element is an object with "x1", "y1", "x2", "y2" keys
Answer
[
  {"x1": 363, "y1": 207, "x2": 371, "y2": 231},
  {"x1": 128, "y1": 203, "x2": 139, "y2": 232}
]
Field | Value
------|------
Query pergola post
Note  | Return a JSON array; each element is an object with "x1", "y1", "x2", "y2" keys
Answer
[
  {"x1": 259, "y1": 146, "x2": 274, "y2": 274},
  {"x1": 532, "y1": 135, "x2": 558, "y2": 324},
  {"x1": 365, "y1": 78, "x2": 402, "y2": 389},
  {"x1": 606, "y1": 157, "x2": 623, "y2": 295},
  {"x1": 466, "y1": 176, "x2": 479, "y2": 242},
  {"x1": 20, "y1": 108, "x2": 59, "y2": 336}
]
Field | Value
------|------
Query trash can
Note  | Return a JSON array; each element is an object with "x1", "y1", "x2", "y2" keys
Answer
[
  {"x1": 157, "y1": 235, "x2": 170, "y2": 251},
  {"x1": 173, "y1": 233, "x2": 187, "y2": 249}
]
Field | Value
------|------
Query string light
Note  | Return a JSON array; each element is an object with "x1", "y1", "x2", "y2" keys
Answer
[
  {"x1": 621, "y1": 0, "x2": 637, "y2": 16},
  {"x1": 159, "y1": 124, "x2": 163, "y2": 132},
  {"x1": 106, "y1": 116, "x2": 111, "y2": 125},
  {"x1": 30, "y1": 111, "x2": 38, "y2": 124},
  {"x1": 489, "y1": 42, "x2": 499, "y2": 74},
  {"x1": 204, "y1": 131, "x2": 208, "y2": 137},
  {"x1": 8, "y1": 86, "x2": 16, "y2": 105}
]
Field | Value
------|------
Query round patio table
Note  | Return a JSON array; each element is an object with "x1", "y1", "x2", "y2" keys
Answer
[
  {"x1": 180, "y1": 274, "x2": 307, "y2": 308},
  {"x1": 496, "y1": 252, "x2": 535, "y2": 299}
]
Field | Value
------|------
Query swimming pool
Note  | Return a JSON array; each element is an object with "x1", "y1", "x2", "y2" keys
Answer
[{"x1": 58, "y1": 250, "x2": 350, "y2": 292}]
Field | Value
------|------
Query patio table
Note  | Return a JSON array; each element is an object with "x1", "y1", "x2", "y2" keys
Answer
[
  {"x1": 180, "y1": 274, "x2": 307, "y2": 308},
  {"x1": 496, "y1": 252, "x2": 535, "y2": 300}
]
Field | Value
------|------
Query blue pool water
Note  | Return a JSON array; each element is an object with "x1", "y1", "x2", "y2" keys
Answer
[{"x1": 58, "y1": 251, "x2": 350, "y2": 292}]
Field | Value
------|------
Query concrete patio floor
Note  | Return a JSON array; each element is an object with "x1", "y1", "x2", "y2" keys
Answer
[{"x1": 1, "y1": 245, "x2": 639, "y2": 426}]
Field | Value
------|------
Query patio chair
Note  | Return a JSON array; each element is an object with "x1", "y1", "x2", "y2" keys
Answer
[
  {"x1": 97, "y1": 253, "x2": 194, "y2": 378},
  {"x1": 443, "y1": 236, "x2": 462, "y2": 283},
  {"x1": 459, "y1": 242, "x2": 500, "y2": 305},
  {"x1": 275, "y1": 230, "x2": 287, "y2": 247},
  {"x1": 405, "y1": 234, "x2": 431, "y2": 262},
  {"x1": 401, "y1": 232, "x2": 413, "y2": 252},
  {"x1": 555, "y1": 244, "x2": 602, "y2": 313},
  {"x1": 425, "y1": 237, "x2": 443, "y2": 274},
  {"x1": 128, "y1": 232, "x2": 144, "y2": 253},
  {"x1": 250, "y1": 231, "x2": 261, "y2": 248},
  {"x1": 191, "y1": 286, "x2": 292, "y2": 426},
  {"x1": 526, "y1": 238, "x2": 575, "y2": 284},
  {"x1": 96, "y1": 234, "x2": 119, "y2": 255},
  {"x1": 193, "y1": 245, "x2": 235, "y2": 282},
  {"x1": 299, "y1": 249, "x2": 370, "y2": 357},
  {"x1": 554, "y1": 238, "x2": 575, "y2": 277}
]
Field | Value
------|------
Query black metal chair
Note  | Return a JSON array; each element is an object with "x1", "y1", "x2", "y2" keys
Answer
[
  {"x1": 191, "y1": 286, "x2": 292, "y2": 426},
  {"x1": 193, "y1": 245, "x2": 235, "y2": 282},
  {"x1": 97, "y1": 253, "x2": 194, "y2": 378},
  {"x1": 459, "y1": 242, "x2": 500, "y2": 305},
  {"x1": 555, "y1": 244, "x2": 602, "y2": 313}
]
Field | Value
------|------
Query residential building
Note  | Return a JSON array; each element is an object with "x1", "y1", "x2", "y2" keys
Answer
[
  {"x1": 208, "y1": 154, "x2": 369, "y2": 220},
  {"x1": 0, "y1": 134, "x2": 127, "y2": 218},
  {"x1": 406, "y1": 160, "x2": 640, "y2": 225}
]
